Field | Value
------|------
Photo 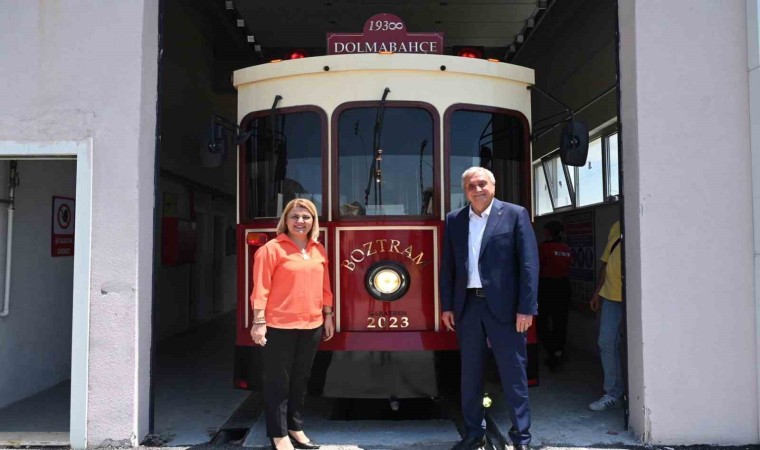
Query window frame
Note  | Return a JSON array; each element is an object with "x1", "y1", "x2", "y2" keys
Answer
[
  {"x1": 330, "y1": 100, "x2": 440, "y2": 221},
  {"x1": 239, "y1": 105, "x2": 329, "y2": 221},
  {"x1": 444, "y1": 103, "x2": 532, "y2": 214},
  {"x1": 533, "y1": 124, "x2": 620, "y2": 216}
]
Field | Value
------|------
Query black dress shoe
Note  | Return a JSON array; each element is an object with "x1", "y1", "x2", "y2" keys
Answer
[
  {"x1": 288, "y1": 435, "x2": 320, "y2": 449},
  {"x1": 450, "y1": 435, "x2": 486, "y2": 450},
  {"x1": 513, "y1": 444, "x2": 531, "y2": 450}
]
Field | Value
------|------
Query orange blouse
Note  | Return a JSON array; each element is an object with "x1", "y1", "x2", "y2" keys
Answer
[{"x1": 250, "y1": 233, "x2": 334, "y2": 329}]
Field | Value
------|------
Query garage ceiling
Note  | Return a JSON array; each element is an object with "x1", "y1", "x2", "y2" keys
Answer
[{"x1": 232, "y1": 0, "x2": 547, "y2": 58}]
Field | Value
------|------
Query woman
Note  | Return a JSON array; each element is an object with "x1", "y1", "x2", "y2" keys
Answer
[
  {"x1": 536, "y1": 220, "x2": 572, "y2": 372},
  {"x1": 250, "y1": 199, "x2": 335, "y2": 450}
]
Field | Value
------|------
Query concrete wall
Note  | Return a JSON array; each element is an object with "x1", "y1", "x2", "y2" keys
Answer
[
  {"x1": 620, "y1": 0, "x2": 758, "y2": 444},
  {"x1": 749, "y1": 0, "x2": 760, "y2": 441},
  {"x1": 0, "y1": 1, "x2": 158, "y2": 447},
  {"x1": 154, "y1": 0, "x2": 240, "y2": 340},
  {"x1": 0, "y1": 160, "x2": 76, "y2": 408}
]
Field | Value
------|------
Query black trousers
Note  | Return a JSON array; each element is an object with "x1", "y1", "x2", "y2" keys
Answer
[
  {"x1": 261, "y1": 326, "x2": 323, "y2": 438},
  {"x1": 537, "y1": 277, "x2": 571, "y2": 355}
]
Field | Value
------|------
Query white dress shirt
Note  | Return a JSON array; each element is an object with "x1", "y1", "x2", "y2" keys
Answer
[{"x1": 467, "y1": 199, "x2": 494, "y2": 288}]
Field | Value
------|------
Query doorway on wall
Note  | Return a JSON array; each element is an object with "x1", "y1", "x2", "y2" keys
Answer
[{"x1": 0, "y1": 157, "x2": 79, "y2": 447}]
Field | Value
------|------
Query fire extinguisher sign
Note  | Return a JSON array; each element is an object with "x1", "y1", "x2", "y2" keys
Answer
[{"x1": 51, "y1": 196, "x2": 75, "y2": 257}]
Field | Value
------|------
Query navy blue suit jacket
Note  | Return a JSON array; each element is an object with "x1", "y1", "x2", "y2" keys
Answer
[{"x1": 440, "y1": 199, "x2": 539, "y2": 323}]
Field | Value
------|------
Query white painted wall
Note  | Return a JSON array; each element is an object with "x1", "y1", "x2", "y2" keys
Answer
[
  {"x1": 0, "y1": 1, "x2": 158, "y2": 447},
  {"x1": 620, "y1": 0, "x2": 758, "y2": 444},
  {"x1": 749, "y1": 0, "x2": 760, "y2": 440},
  {"x1": 0, "y1": 160, "x2": 76, "y2": 408}
]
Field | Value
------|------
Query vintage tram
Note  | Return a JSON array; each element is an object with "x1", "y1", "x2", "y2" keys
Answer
[{"x1": 232, "y1": 52, "x2": 538, "y2": 399}]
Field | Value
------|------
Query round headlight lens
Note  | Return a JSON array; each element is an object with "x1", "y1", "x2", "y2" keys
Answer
[
  {"x1": 364, "y1": 261, "x2": 410, "y2": 301},
  {"x1": 373, "y1": 269, "x2": 402, "y2": 294}
]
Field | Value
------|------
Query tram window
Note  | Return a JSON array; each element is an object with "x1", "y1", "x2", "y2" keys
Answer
[
  {"x1": 245, "y1": 111, "x2": 323, "y2": 219},
  {"x1": 337, "y1": 106, "x2": 435, "y2": 217},
  {"x1": 534, "y1": 164, "x2": 553, "y2": 215},
  {"x1": 577, "y1": 138, "x2": 604, "y2": 206},
  {"x1": 448, "y1": 110, "x2": 526, "y2": 211},
  {"x1": 606, "y1": 132, "x2": 620, "y2": 197},
  {"x1": 542, "y1": 156, "x2": 573, "y2": 208}
]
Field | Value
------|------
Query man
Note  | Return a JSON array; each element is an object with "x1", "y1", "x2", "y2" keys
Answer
[
  {"x1": 588, "y1": 220, "x2": 623, "y2": 411},
  {"x1": 440, "y1": 167, "x2": 539, "y2": 450},
  {"x1": 537, "y1": 220, "x2": 572, "y2": 372}
]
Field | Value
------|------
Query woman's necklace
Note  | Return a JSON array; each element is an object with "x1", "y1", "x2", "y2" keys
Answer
[{"x1": 291, "y1": 237, "x2": 310, "y2": 260}]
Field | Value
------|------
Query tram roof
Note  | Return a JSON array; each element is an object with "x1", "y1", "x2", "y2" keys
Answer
[{"x1": 233, "y1": 53, "x2": 535, "y2": 88}]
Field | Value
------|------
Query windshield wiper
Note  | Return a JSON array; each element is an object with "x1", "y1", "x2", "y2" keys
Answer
[{"x1": 364, "y1": 87, "x2": 391, "y2": 208}]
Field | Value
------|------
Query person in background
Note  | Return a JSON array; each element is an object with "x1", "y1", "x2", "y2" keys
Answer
[
  {"x1": 537, "y1": 220, "x2": 572, "y2": 372},
  {"x1": 250, "y1": 198, "x2": 335, "y2": 450},
  {"x1": 588, "y1": 220, "x2": 623, "y2": 411},
  {"x1": 440, "y1": 167, "x2": 539, "y2": 450}
]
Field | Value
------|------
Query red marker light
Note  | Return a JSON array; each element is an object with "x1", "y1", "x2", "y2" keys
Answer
[
  {"x1": 287, "y1": 50, "x2": 308, "y2": 60},
  {"x1": 246, "y1": 232, "x2": 268, "y2": 246},
  {"x1": 456, "y1": 47, "x2": 483, "y2": 59}
]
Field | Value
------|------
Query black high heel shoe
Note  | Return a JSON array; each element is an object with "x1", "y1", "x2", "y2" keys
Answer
[
  {"x1": 271, "y1": 437, "x2": 297, "y2": 450},
  {"x1": 288, "y1": 433, "x2": 320, "y2": 449}
]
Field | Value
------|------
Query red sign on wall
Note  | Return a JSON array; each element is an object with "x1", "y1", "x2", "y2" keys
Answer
[
  {"x1": 51, "y1": 196, "x2": 75, "y2": 257},
  {"x1": 327, "y1": 13, "x2": 444, "y2": 55}
]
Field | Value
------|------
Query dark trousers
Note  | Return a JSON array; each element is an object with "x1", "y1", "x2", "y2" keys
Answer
[
  {"x1": 261, "y1": 326, "x2": 322, "y2": 438},
  {"x1": 457, "y1": 293, "x2": 531, "y2": 444},
  {"x1": 537, "y1": 277, "x2": 571, "y2": 355}
]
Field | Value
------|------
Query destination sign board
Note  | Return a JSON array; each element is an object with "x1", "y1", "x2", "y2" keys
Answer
[{"x1": 327, "y1": 13, "x2": 444, "y2": 55}]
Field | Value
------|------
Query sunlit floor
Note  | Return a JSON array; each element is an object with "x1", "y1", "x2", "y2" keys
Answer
[
  {"x1": 0, "y1": 310, "x2": 633, "y2": 448},
  {"x1": 0, "y1": 380, "x2": 70, "y2": 446},
  {"x1": 491, "y1": 346, "x2": 636, "y2": 447},
  {"x1": 151, "y1": 312, "x2": 250, "y2": 446}
]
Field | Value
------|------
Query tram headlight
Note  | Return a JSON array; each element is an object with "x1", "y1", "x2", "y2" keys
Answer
[
  {"x1": 374, "y1": 269, "x2": 401, "y2": 294},
  {"x1": 365, "y1": 261, "x2": 410, "y2": 301}
]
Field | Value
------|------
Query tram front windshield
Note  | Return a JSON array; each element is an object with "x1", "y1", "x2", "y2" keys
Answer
[{"x1": 337, "y1": 106, "x2": 435, "y2": 217}]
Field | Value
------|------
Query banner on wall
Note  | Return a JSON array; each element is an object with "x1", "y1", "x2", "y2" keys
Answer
[
  {"x1": 563, "y1": 210, "x2": 595, "y2": 306},
  {"x1": 51, "y1": 196, "x2": 75, "y2": 257}
]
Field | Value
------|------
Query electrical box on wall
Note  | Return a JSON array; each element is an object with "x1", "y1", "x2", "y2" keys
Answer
[{"x1": 161, "y1": 217, "x2": 197, "y2": 265}]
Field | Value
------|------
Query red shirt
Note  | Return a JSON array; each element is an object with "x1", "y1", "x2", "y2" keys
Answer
[
  {"x1": 539, "y1": 241, "x2": 572, "y2": 279},
  {"x1": 250, "y1": 234, "x2": 334, "y2": 329}
]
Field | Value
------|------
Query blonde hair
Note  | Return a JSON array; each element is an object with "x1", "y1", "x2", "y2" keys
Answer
[{"x1": 276, "y1": 199, "x2": 320, "y2": 242}]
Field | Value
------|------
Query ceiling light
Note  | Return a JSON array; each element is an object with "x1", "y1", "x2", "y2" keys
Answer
[
  {"x1": 236, "y1": 19, "x2": 244, "y2": 27},
  {"x1": 225, "y1": 1, "x2": 233, "y2": 10}
]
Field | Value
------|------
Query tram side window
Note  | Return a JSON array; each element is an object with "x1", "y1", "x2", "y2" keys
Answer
[
  {"x1": 245, "y1": 111, "x2": 323, "y2": 219},
  {"x1": 337, "y1": 107, "x2": 435, "y2": 217},
  {"x1": 533, "y1": 130, "x2": 620, "y2": 216},
  {"x1": 448, "y1": 110, "x2": 526, "y2": 211}
]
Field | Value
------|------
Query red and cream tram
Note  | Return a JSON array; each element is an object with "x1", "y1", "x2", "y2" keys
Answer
[{"x1": 232, "y1": 51, "x2": 537, "y2": 399}]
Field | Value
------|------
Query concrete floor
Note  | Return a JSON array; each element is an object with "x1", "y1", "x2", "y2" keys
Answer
[
  {"x1": 151, "y1": 313, "x2": 250, "y2": 446},
  {"x1": 0, "y1": 380, "x2": 70, "y2": 446},
  {"x1": 490, "y1": 347, "x2": 635, "y2": 447},
  {"x1": 0, "y1": 311, "x2": 634, "y2": 448}
]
